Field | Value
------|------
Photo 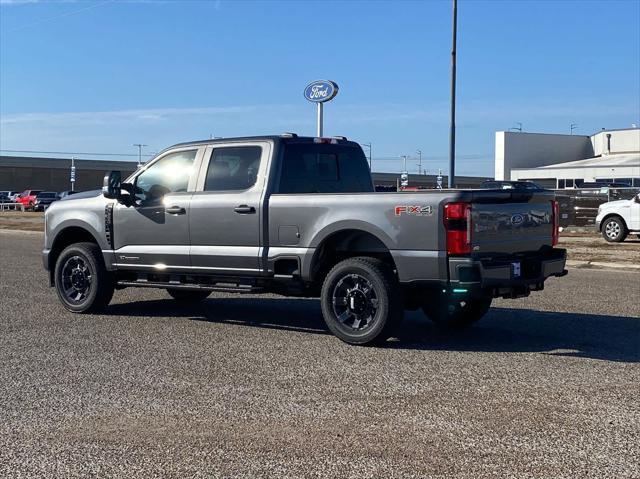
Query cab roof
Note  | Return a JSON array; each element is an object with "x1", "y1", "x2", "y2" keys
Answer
[{"x1": 163, "y1": 134, "x2": 358, "y2": 155}]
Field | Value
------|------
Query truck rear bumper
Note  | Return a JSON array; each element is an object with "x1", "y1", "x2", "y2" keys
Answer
[{"x1": 448, "y1": 248, "x2": 567, "y2": 298}]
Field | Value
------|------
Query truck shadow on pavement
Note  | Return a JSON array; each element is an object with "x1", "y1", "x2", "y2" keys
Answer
[{"x1": 104, "y1": 298, "x2": 640, "y2": 363}]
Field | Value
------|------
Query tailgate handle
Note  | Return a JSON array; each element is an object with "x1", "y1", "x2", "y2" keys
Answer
[{"x1": 234, "y1": 205, "x2": 256, "y2": 214}]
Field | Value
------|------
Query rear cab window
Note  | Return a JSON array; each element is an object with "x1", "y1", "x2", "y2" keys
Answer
[{"x1": 277, "y1": 143, "x2": 373, "y2": 194}]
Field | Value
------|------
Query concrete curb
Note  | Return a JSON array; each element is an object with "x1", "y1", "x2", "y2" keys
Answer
[{"x1": 566, "y1": 259, "x2": 640, "y2": 271}]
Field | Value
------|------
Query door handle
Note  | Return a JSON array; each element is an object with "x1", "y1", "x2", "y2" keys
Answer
[
  {"x1": 165, "y1": 205, "x2": 186, "y2": 215},
  {"x1": 234, "y1": 205, "x2": 256, "y2": 214}
]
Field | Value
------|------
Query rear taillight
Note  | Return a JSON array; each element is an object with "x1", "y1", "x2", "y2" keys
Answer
[
  {"x1": 444, "y1": 202, "x2": 472, "y2": 255},
  {"x1": 551, "y1": 199, "x2": 560, "y2": 246}
]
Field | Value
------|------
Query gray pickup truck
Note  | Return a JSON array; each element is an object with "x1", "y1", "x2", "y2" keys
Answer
[{"x1": 43, "y1": 134, "x2": 566, "y2": 345}]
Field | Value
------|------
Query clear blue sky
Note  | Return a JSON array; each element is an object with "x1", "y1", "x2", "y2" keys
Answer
[{"x1": 1, "y1": 0, "x2": 639, "y2": 176}]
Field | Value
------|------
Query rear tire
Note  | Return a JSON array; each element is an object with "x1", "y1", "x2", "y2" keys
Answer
[
  {"x1": 422, "y1": 291, "x2": 492, "y2": 329},
  {"x1": 602, "y1": 216, "x2": 627, "y2": 243},
  {"x1": 166, "y1": 289, "x2": 210, "y2": 302},
  {"x1": 320, "y1": 257, "x2": 403, "y2": 345},
  {"x1": 54, "y1": 242, "x2": 114, "y2": 313}
]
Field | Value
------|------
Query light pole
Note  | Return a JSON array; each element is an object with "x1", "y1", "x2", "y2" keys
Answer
[
  {"x1": 509, "y1": 122, "x2": 523, "y2": 132},
  {"x1": 416, "y1": 149, "x2": 422, "y2": 174},
  {"x1": 362, "y1": 142, "x2": 372, "y2": 171},
  {"x1": 133, "y1": 143, "x2": 147, "y2": 167},
  {"x1": 570, "y1": 123, "x2": 578, "y2": 135},
  {"x1": 448, "y1": 0, "x2": 457, "y2": 188}
]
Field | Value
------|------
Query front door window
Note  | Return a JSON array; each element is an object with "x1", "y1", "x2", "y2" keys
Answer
[{"x1": 135, "y1": 150, "x2": 197, "y2": 204}]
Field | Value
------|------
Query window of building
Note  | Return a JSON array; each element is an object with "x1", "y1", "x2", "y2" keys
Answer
[
  {"x1": 204, "y1": 146, "x2": 262, "y2": 191},
  {"x1": 135, "y1": 149, "x2": 197, "y2": 203},
  {"x1": 557, "y1": 179, "x2": 565, "y2": 189},
  {"x1": 278, "y1": 144, "x2": 372, "y2": 194}
]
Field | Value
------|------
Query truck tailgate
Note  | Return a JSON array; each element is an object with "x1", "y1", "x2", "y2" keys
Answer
[{"x1": 470, "y1": 190, "x2": 555, "y2": 255}]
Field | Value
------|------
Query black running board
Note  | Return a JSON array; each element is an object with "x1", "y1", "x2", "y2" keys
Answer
[{"x1": 116, "y1": 280, "x2": 263, "y2": 294}]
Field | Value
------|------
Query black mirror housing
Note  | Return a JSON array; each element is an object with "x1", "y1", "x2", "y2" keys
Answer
[{"x1": 102, "y1": 171, "x2": 122, "y2": 199}]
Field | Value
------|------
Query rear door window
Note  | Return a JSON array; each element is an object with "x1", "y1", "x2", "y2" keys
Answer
[{"x1": 204, "y1": 146, "x2": 262, "y2": 191}]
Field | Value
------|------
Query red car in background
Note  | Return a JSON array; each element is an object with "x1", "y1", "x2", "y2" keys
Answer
[{"x1": 15, "y1": 190, "x2": 42, "y2": 210}]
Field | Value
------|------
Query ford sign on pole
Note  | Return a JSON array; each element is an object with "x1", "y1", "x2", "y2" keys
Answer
[{"x1": 304, "y1": 80, "x2": 339, "y2": 137}]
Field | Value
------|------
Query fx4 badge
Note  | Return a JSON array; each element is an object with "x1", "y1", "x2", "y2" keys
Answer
[{"x1": 394, "y1": 205, "x2": 433, "y2": 216}]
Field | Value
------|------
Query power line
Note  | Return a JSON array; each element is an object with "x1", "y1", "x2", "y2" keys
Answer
[{"x1": 0, "y1": 149, "x2": 153, "y2": 158}]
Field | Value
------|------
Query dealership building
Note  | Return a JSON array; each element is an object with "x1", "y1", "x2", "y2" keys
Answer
[{"x1": 495, "y1": 127, "x2": 640, "y2": 188}]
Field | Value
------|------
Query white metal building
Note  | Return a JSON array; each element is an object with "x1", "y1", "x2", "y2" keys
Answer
[{"x1": 495, "y1": 128, "x2": 640, "y2": 188}]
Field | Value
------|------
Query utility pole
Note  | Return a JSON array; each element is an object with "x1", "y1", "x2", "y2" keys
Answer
[
  {"x1": 401, "y1": 155, "x2": 408, "y2": 172},
  {"x1": 448, "y1": 0, "x2": 457, "y2": 188},
  {"x1": 133, "y1": 143, "x2": 147, "y2": 167},
  {"x1": 416, "y1": 149, "x2": 422, "y2": 174},
  {"x1": 570, "y1": 123, "x2": 578, "y2": 135},
  {"x1": 362, "y1": 142, "x2": 372, "y2": 171}
]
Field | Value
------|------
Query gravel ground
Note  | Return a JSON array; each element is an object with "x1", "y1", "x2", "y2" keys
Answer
[{"x1": 1, "y1": 231, "x2": 639, "y2": 478}]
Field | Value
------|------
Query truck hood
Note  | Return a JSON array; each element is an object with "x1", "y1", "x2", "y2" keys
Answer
[
  {"x1": 59, "y1": 189, "x2": 102, "y2": 201},
  {"x1": 599, "y1": 199, "x2": 631, "y2": 209}
]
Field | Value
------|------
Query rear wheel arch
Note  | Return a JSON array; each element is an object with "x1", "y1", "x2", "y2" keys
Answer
[{"x1": 309, "y1": 229, "x2": 397, "y2": 283}]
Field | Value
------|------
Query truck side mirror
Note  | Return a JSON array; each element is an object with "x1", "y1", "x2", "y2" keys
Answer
[{"x1": 102, "y1": 171, "x2": 122, "y2": 199}]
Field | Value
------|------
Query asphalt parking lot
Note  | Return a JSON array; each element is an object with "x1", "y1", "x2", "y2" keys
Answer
[{"x1": 1, "y1": 230, "x2": 639, "y2": 478}]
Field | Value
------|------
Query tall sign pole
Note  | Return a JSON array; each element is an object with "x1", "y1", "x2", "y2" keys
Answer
[
  {"x1": 70, "y1": 156, "x2": 76, "y2": 191},
  {"x1": 448, "y1": 0, "x2": 457, "y2": 188},
  {"x1": 317, "y1": 103, "x2": 323, "y2": 137},
  {"x1": 304, "y1": 80, "x2": 339, "y2": 137}
]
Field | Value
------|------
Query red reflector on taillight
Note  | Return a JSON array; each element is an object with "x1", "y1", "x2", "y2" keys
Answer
[
  {"x1": 551, "y1": 199, "x2": 560, "y2": 246},
  {"x1": 444, "y1": 202, "x2": 472, "y2": 255}
]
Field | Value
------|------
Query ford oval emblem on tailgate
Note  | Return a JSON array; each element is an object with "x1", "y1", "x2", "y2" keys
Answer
[{"x1": 511, "y1": 214, "x2": 524, "y2": 225}]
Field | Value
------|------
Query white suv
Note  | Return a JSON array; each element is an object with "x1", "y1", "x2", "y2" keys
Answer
[{"x1": 596, "y1": 193, "x2": 640, "y2": 242}]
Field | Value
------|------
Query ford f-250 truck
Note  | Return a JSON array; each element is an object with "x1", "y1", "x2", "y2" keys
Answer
[{"x1": 43, "y1": 135, "x2": 567, "y2": 345}]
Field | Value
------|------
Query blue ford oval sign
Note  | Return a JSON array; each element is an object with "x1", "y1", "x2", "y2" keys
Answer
[{"x1": 304, "y1": 80, "x2": 339, "y2": 103}]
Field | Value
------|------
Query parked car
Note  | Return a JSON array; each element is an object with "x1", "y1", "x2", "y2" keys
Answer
[
  {"x1": 57, "y1": 190, "x2": 78, "y2": 200},
  {"x1": 15, "y1": 190, "x2": 42, "y2": 210},
  {"x1": 0, "y1": 191, "x2": 19, "y2": 202},
  {"x1": 480, "y1": 180, "x2": 544, "y2": 190},
  {"x1": 596, "y1": 193, "x2": 640, "y2": 242},
  {"x1": 43, "y1": 135, "x2": 566, "y2": 345},
  {"x1": 33, "y1": 191, "x2": 60, "y2": 211}
]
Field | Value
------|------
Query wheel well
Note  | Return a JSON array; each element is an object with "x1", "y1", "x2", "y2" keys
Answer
[
  {"x1": 600, "y1": 214, "x2": 627, "y2": 231},
  {"x1": 48, "y1": 227, "x2": 100, "y2": 282},
  {"x1": 310, "y1": 229, "x2": 396, "y2": 283}
]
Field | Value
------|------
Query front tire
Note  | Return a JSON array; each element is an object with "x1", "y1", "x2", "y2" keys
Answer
[
  {"x1": 166, "y1": 289, "x2": 210, "y2": 302},
  {"x1": 54, "y1": 242, "x2": 114, "y2": 313},
  {"x1": 422, "y1": 291, "x2": 492, "y2": 329},
  {"x1": 602, "y1": 216, "x2": 627, "y2": 242},
  {"x1": 320, "y1": 257, "x2": 403, "y2": 345}
]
